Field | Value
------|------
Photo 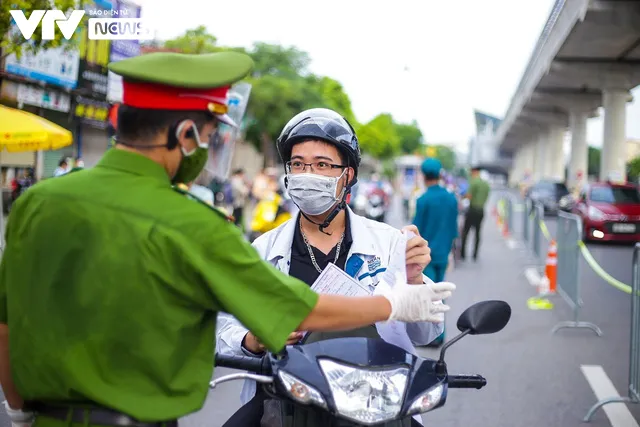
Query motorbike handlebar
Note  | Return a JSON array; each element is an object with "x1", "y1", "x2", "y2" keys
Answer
[
  {"x1": 448, "y1": 374, "x2": 487, "y2": 389},
  {"x1": 215, "y1": 354, "x2": 268, "y2": 374}
]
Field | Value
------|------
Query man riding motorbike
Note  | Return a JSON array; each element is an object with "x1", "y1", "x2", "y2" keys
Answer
[{"x1": 216, "y1": 108, "x2": 456, "y2": 427}]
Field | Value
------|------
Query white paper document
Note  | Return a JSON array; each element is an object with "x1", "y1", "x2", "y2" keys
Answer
[
  {"x1": 310, "y1": 262, "x2": 371, "y2": 297},
  {"x1": 381, "y1": 229, "x2": 415, "y2": 287}
]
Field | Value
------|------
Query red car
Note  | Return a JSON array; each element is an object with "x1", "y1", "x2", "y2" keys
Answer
[{"x1": 572, "y1": 182, "x2": 640, "y2": 242}]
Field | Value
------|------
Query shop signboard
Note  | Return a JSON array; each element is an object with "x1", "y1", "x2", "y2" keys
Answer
[{"x1": 106, "y1": 0, "x2": 142, "y2": 102}]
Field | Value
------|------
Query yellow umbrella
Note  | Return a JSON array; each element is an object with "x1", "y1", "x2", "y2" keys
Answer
[
  {"x1": 0, "y1": 105, "x2": 74, "y2": 250},
  {"x1": 0, "y1": 105, "x2": 73, "y2": 152}
]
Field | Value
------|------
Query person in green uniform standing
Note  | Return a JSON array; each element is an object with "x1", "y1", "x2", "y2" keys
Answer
[
  {"x1": 460, "y1": 166, "x2": 491, "y2": 261},
  {"x1": 0, "y1": 52, "x2": 454, "y2": 427}
]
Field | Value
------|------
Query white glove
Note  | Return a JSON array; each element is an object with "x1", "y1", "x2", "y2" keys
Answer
[
  {"x1": 3, "y1": 401, "x2": 35, "y2": 427},
  {"x1": 383, "y1": 282, "x2": 456, "y2": 323}
]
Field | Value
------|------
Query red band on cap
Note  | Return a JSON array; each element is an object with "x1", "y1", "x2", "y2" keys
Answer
[{"x1": 122, "y1": 81, "x2": 230, "y2": 111}]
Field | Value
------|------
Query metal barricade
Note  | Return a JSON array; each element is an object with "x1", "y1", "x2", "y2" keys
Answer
[
  {"x1": 523, "y1": 198, "x2": 531, "y2": 243},
  {"x1": 505, "y1": 196, "x2": 513, "y2": 235},
  {"x1": 551, "y1": 212, "x2": 601, "y2": 336},
  {"x1": 584, "y1": 242, "x2": 640, "y2": 421},
  {"x1": 531, "y1": 202, "x2": 545, "y2": 262}
]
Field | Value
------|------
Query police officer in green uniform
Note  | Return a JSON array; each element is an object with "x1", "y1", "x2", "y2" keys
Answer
[{"x1": 0, "y1": 51, "x2": 452, "y2": 427}]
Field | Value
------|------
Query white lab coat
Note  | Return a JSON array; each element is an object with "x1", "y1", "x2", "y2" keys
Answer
[{"x1": 216, "y1": 207, "x2": 443, "y2": 421}]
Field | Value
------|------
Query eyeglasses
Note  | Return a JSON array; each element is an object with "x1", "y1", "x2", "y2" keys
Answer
[{"x1": 286, "y1": 160, "x2": 346, "y2": 174}]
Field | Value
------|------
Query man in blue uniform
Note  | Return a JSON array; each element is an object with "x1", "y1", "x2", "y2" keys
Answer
[{"x1": 412, "y1": 158, "x2": 459, "y2": 346}]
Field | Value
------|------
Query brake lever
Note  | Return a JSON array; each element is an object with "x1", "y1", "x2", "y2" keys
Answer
[{"x1": 209, "y1": 373, "x2": 274, "y2": 389}]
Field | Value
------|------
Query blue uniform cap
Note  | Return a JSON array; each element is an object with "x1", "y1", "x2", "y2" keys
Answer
[{"x1": 421, "y1": 158, "x2": 442, "y2": 176}]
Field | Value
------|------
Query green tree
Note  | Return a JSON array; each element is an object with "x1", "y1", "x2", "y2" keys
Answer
[
  {"x1": 242, "y1": 43, "x2": 358, "y2": 163},
  {"x1": 395, "y1": 120, "x2": 423, "y2": 154},
  {"x1": 1, "y1": 1, "x2": 88, "y2": 60},
  {"x1": 434, "y1": 145, "x2": 456, "y2": 171},
  {"x1": 356, "y1": 113, "x2": 401, "y2": 159},
  {"x1": 588, "y1": 146, "x2": 601, "y2": 177},
  {"x1": 628, "y1": 156, "x2": 640, "y2": 180},
  {"x1": 421, "y1": 144, "x2": 456, "y2": 171},
  {"x1": 249, "y1": 42, "x2": 311, "y2": 79},
  {"x1": 163, "y1": 25, "x2": 221, "y2": 53},
  {"x1": 307, "y1": 75, "x2": 358, "y2": 126}
]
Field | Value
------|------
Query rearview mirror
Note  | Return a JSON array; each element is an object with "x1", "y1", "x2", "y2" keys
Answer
[
  {"x1": 435, "y1": 300, "x2": 512, "y2": 373},
  {"x1": 457, "y1": 300, "x2": 511, "y2": 335}
]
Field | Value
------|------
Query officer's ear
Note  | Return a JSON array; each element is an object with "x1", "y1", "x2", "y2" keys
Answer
[
  {"x1": 167, "y1": 120, "x2": 196, "y2": 150},
  {"x1": 176, "y1": 120, "x2": 197, "y2": 145}
]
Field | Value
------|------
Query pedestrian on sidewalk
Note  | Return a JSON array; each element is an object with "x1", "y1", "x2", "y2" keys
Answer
[
  {"x1": 412, "y1": 158, "x2": 459, "y2": 347},
  {"x1": 460, "y1": 166, "x2": 490, "y2": 261}
]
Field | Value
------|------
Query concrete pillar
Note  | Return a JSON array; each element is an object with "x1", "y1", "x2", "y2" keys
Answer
[
  {"x1": 523, "y1": 142, "x2": 533, "y2": 180},
  {"x1": 534, "y1": 133, "x2": 547, "y2": 180},
  {"x1": 568, "y1": 111, "x2": 588, "y2": 191},
  {"x1": 601, "y1": 89, "x2": 629, "y2": 183},
  {"x1": 546, "y1": 125, "x2": 565, "y2": 182}
]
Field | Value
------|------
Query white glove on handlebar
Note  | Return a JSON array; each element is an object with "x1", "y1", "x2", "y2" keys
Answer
[
  {"x1": 383, "y1": 282, "x2": 456, "y2": 323},
  {"x1": 3, "y1": 401, "x2": 35, "y2": 427}
]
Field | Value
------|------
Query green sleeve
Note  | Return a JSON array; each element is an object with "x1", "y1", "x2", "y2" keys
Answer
[
  {"x1": 186, "y1": 217, "x2": 318, "y2": 353},
  {"x1": 0, "y1": 209, "x2": 16, "y2": 324}
]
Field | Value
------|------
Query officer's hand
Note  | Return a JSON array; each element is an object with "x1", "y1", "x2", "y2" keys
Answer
[
  {"x1": 402, "y1": 225, "x2": 431, "y2": 283},
  {"x1": 383, "y1": 282, "x2": 456, "y2": 323},
  {"x1": 3, "y1": 401, "x2": 35, "y2": 427}
]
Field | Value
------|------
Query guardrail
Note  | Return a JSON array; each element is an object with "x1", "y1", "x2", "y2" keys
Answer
[
  {"x1": 584, "y1": 242, "x2": 640, "y2": 421},
  {"x1": 551, "y1": 211, "x2": 601, "y2": 336},
  {"x1": 495, "y1": 195, "x2": 638, "y2": 422}
]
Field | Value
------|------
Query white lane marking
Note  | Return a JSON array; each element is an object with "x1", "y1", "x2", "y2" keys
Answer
[
  {"x1": 524, "y1": 267, "x2": 542, "y2": 287},
  {"x1": 581, "y1": 365, "x2": 639, "y2": 427}
]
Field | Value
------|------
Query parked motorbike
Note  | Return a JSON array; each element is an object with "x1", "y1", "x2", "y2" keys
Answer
[
  {"x1": 212, "y1": 300, "x2": 511, "y2": 426},
  {"x1": 365, "y1": 192, "x2": 386, "y2": 222},
  {"x1": 249, "y1": 192, "x2": 292, "y2": 242}
]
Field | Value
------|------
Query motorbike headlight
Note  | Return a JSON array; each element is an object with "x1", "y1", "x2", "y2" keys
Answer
[
  {"x1": 278, "y1": 370, "x2": 327, "y2": 409},
  {"x1": 406, "y1": 383, "x2": 444, "y2": 415},
  {"x1": 588, "y1": 206, "x2": 606, "y2": 221},
  {"x1": 319, "y1": 359, "x2": 409, "y2": 425}
]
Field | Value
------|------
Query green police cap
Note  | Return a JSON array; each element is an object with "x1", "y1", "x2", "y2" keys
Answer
[{"x1": 108, "y1": 51, "x2": 254, "y2": 126}]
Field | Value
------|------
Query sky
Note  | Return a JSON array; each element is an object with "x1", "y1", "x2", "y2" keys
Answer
[{"x1": 132, "y1": 0, "x2": 640, "y2": 153}]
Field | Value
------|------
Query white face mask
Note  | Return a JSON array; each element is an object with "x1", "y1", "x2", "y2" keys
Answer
[{"x1": 286, "y1": 171, "x2": 346, "y2": 216}]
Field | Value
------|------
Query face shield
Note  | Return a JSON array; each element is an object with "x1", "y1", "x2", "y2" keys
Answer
[{"x1": 196, "y1": 82, "x2": 253, "y2": 187}]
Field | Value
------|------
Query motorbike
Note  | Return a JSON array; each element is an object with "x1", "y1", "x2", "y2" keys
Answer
[
  {"x1": 365, "y1": 192, "x2": 386, "y2": 222},
  {"x1": 249, "y1": 192, "x2": 292, "y2": 242},
  {"x1": 212, "y1": 300, "x2": 511, "y2": 426}
]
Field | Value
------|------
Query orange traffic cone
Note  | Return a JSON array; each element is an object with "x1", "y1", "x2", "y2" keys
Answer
[{"x1": 544, "y1": 240, "x2": 557, "y2": 294}]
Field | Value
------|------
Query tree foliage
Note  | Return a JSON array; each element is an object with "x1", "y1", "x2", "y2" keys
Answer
[
  {"x1": 162, "y1": 25, "x2": 223, "y2": 54},
  {"x1": 628, "y1": 156, "x2": 640, "y2": 180},
  {"x1": 356, "y1": 114, "x2": 401, "y2": 160},
  {"x1": 1, "y1": 0, "x2": 88, "y2": 60},
  {"x1": 588, "y1": 146, "x2": 601, "y2": 177},
  {"x1": 395, "y1": 120, "x2": 423, "y2": 154},
  {"x1": 418, "y1": 144, "x2": 456, "y2": 171},
  {"x1": 160, "y1": 28, "x2": 417, "y2": 162}
]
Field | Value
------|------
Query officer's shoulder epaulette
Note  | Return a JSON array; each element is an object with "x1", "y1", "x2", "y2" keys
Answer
[{"x1": 173, "y1": 184, "x2": 235, "y2": 223}]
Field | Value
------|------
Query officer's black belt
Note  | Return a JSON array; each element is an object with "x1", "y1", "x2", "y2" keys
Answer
[{"x1": 26, "y1": 402, "x2": 178, "y2": 427}]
